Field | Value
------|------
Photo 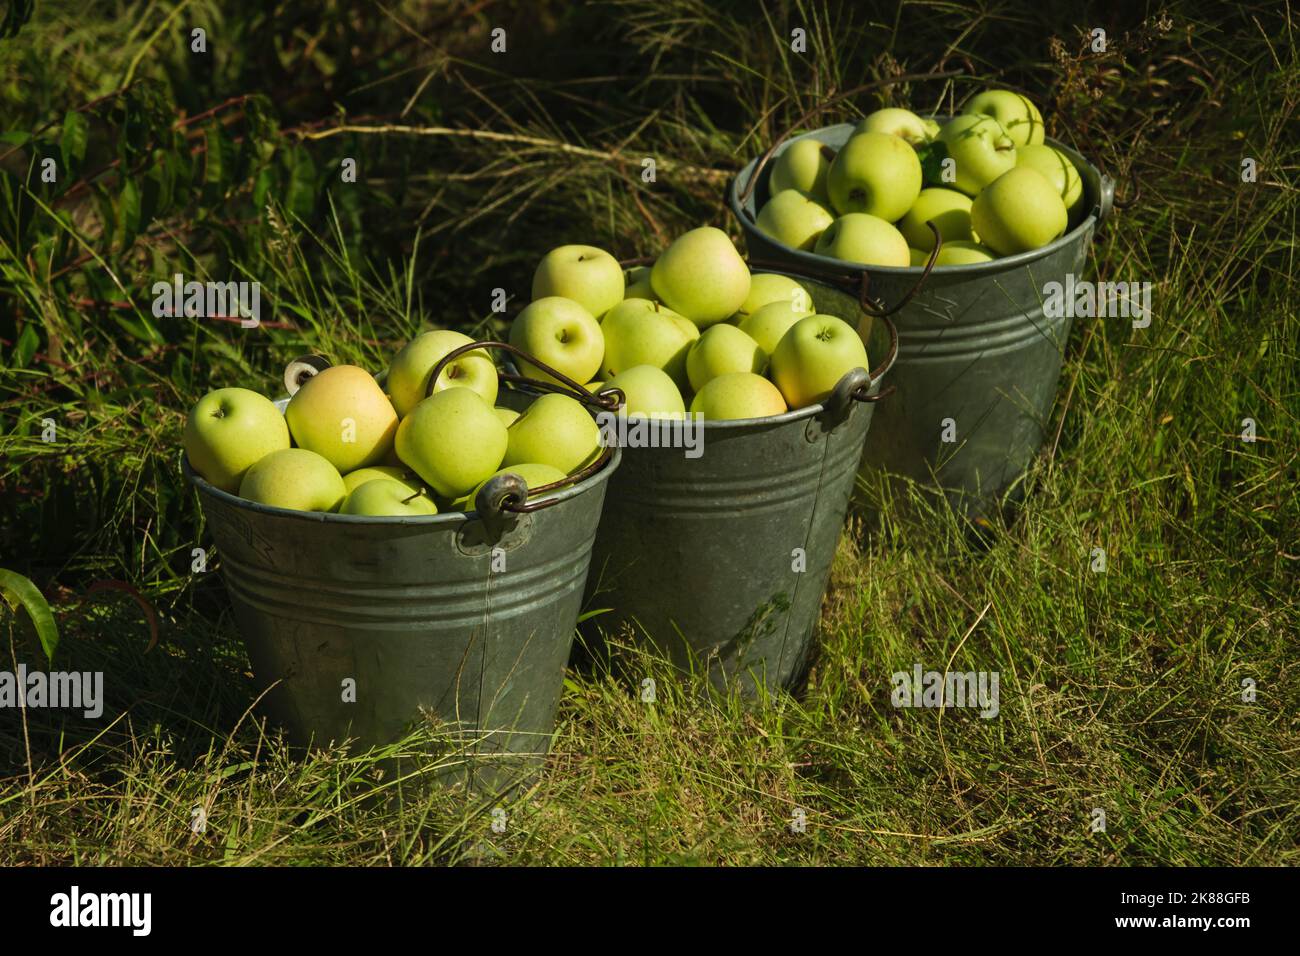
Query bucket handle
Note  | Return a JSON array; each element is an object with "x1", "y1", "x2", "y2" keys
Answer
[
  {"x1": 283, "y1": 354, "x2": 332, "y2": 396},
  {"x1": 735, "y1": 69, "x2": 967, "y2": 210},
  {"x1": 427, "y1": 339, "x2": 617, "y2": 514},
  {"x1": 748, "y1": 221, "x2": 944, "y2": 318}
]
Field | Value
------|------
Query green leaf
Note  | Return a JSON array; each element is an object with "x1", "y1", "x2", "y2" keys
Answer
[
  {"x1": 88, "y1": 183, "x2": 118, "y2": 248},
  {"x1": 117, "y1": 177, "x2": 142, "y2": 250},
  {"x1": 252, "y1": 164, "x2": 277, "y2": 211},
  {"x1": 113, "y1": 311, "x2": 165, "y2": 344},
  {"x1": 61, "y1": 111, "x2": 89, "y2": 179},
  {"x1": 244, "y1": 94, "x2": 280, "y2": 163},
  {"x1": 918, "y1": 140, "x2": 949, "y2": 187},
  {"x1": 0, "y1": 569, "x2": 59, "y2": 664},
  {"x1": 284, "y1": 145, "x2": 317, "y2": 219},
  {"x1": 165, "y1": 141, "x2": 193, "y2": 207},
  {"x1": 143, "y1": 153, "x2": 169, "y2": 220},
  {"x1": 13, "y1": 323, "x2": 38, "y2": 366},
  {"x1": 203, "y1": 124, "x2": 235, "y2": 200}
]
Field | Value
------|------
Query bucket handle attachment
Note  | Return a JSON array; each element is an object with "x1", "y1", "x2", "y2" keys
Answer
[
  {"x1": 427, "y1": 339, "x2": 617, "y2": 514},
  {"x1": 1097, "y1": 166, "x2": 1137, "y2": 224},
  {"x1": 283, "y1": 354, "x2": 332, "y2": 396},
  {"x1": 735, "y1": 69, "x2": 968, "y2": 210}
]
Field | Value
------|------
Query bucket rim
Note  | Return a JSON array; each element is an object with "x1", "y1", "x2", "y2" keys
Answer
[
  {"x1": 728, "y1": 118, "x2": 1113, "y2": 276},
  {"x1": 183, "y1": 442, "x2": 622, "y2": 525}
]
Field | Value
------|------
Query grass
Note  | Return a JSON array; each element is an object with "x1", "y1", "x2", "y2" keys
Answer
[{"x1": 1, "y1": 0, "x2": 1297, "y2": 865}]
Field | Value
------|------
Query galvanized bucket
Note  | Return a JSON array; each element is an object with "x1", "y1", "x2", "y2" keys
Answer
[
  {"x1": 187, "y1": 353, "x2": 620, "y2": 792},
  {"x1": 729, "y1": 120, "x2": 1116, "y2": 522},
  {"x1": 583, "y1": 275, "x2": 898, "y2": 696}
]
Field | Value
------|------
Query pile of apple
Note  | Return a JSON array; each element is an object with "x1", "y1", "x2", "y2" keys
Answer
[
  {"x1": 183, "y1": 329, "x2": 605, "y2": 516},
  {"x1": 184, "y1": 224, "x2": 876, "y2": 517},
  {"x1": 754, "y1": 89, "x2": 1085, "y2": 267},
  {"x1": 511, "y1": 228, "x2": 868, "y2": 422}
]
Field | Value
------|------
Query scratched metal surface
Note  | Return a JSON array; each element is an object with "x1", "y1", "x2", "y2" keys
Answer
[
  {"x1": 583, "y1": 278, "x2": 894, "y2": 697},
  {"x1": 186, "y1": 431, "x2": 619, "y2": 792}
]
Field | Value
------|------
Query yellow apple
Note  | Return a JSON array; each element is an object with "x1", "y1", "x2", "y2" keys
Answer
[
  {"x1": 395, "y1": 387, "x2": 508, "y2": 498},
  {"x1": 386, "y1": 330, "x2": 498, "y2": 418},
  {"x1": 239, "y1": 448, "x2": 347, "y2": 512},
  {"x1": 184, "y1": 387, "x2": 290, "y2": 493},
  {"x1": 734, "y1": 274, "x2": 815, "y2": 321},
  {"x1": 650, "y1": 227, "x2": 751, "y2": 328},
  {"x1": 503, "y1": 393, "x2": 602, "y2": 474},
  {"x1": 686, "y1": 324, "x2": 767, "y2": 392},
  {"x1": 340, "y1": 478, "x2": 438, "y2": 516},
  {"x1": 285, "y1": 365, "x2": 398, "y2": 473},
  {"x1": 739, "y1": 298, "x2": 813, "y2": 356},
  {"x1": 690, "y1": 372, "x2": 787, "y2": 421},
  {"x1": 341, "y1": 464, "x2": 425, "y2": 496}
]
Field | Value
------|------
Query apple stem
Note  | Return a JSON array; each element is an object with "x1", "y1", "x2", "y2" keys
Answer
[{"x1": 401, "y1": 491, "x2": 423, "y2": 504}]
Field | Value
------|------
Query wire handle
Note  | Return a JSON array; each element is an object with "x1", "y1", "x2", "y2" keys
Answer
[
  {"x1": 427, "y1": 339, "x2": 617, "y2": 515},
  {"x1": 736, "y1": 68, "x2": 967, "y2": 209},
  {"x1": 747, "y1": 221, "x2": 944, "y2": 318}
]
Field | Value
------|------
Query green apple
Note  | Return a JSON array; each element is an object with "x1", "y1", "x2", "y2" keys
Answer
[
  {"x1": 584, "y1": 381, "x2": 605, "y2": 394},
  {"x1": 624, "y1": 264, "x2": 656, "y2": 300},
  {"x1": 898, "y1": 188, "x2": 974, "y2": 251},
  {"x1": 854, "y1": 107, "x2": 929, "y2": 144},
  {"x1": 922, "y1": 118, "x2": 941, "y2": 140},
  {"x1": 503, "y1": 392, "x2": 601, "y2": 474},
  {"x1": 341, "y1": 464, "x2": 424, "y2": 496},
  {"x1": 738, "y1": 298, "x2": 812, "y2": 357},
  {"x1": 1016, "y1": 143, "x2": 1083, "y2": 222},
  {"x1": 184, "y1": 387, "x2": 290, "y2": 493},
  {"x1": 937, "y1": 114, "x2": 1017, "y2": 197},
  {"x1": 690, "y1": 372, "x2": 787, "y2": 421},
  {"x1": 465, "y1": 462, "x2": 568, "y2": 511},
  {"x1": 603, "y1": 365, "x2": 685, "y2": 418},
  {"x1": 908, "y1": 248, "x2": 929, "y2": 267},
  {"x1": 650, "y1": 226, "x2": 751, "y2": 328},
  {"x1": 387, "y1": 329, "x2": 498, "y2": 418},
  {"x1": 734, "y1": 273, "x2": 814, "y2": 321},
  {"x1": 532, "y1": 244, "x2": 624, "y2": 319},
  {"x1": 285, "y1": 365, "x2": 399, "y2": 473},
  {"x1": 970, "y1": 166, "x2": 1067, "y2": 256},
  {"x1": 755, "y1": 189, "x2": 835, "y2": 251},
  {"x1": 686, "y1": 324, "x2": 767, "y2": 392},
  {"x1": 963, "y1": 89, "x2": 1045, "y2": 147},
  {"x1": 769, "y1": 314, "x2": 869, "y2": 409},
  {"x1": 769, "y1": 137, "x2": 833, "y2": 204},
  {"x1": 826, "y1": 132, "x2": 922, "y2": 220},
  {"x1": 510, "y1": 296, "x2": 604, "y2": 387},
  {"x1": 341, "y1": 478, "x2": 438, "y2": 517},
  {"x1": 933, "y1": 240, "x2": 997, "y2": 266},
  {"x1": 395, "y1": 387, "x2": 508, "y2": 498},
  {"x1": 600, "y1": 298, "x2": 698, "y2": 389},
  {"x1": 813, "y1": 213, "x2": 910, "y2": 267},
  {"x1": 239, "y1": 448, "x2": 346, "y2": 512}
]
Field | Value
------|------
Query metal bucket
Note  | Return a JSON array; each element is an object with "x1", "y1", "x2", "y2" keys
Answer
[
  {"x1": 729, "y1": 120, "x2": 1116, "y2": 522},
  {"x1": 583, "y1": 275, "x2": 897, "y2": 696},
  {"x1": 187, "y1": 380, "x2": 619, "y2": 792}
]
